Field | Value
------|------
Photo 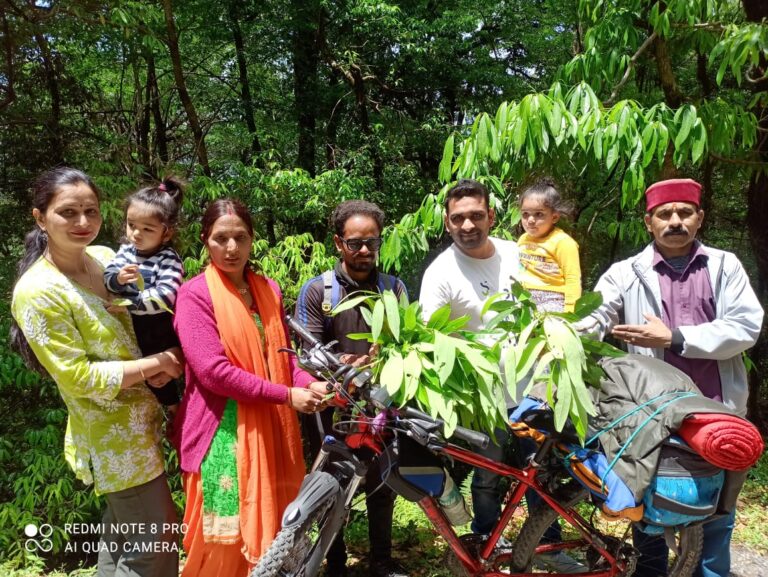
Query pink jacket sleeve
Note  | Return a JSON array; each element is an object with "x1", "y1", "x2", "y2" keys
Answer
[{"x1": 174, "y1": 276, "x2": 311, "y2": 404}]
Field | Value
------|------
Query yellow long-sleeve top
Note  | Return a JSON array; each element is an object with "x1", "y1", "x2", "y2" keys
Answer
[{"x1": 517, "y1": 227, "x2": 582, "y2": 312}]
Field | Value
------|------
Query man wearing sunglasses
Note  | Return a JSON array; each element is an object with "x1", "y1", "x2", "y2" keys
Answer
[{"x1": 295, "y1": 200, "x2": 408, "y2": 577}]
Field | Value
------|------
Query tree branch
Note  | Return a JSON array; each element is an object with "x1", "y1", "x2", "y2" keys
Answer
[
  {"x1": 709, "y1": 152, "x2": 768, "y2": 167},
  {"x1": 605, "y1": 31, "x2": 657, "y2": 105}
]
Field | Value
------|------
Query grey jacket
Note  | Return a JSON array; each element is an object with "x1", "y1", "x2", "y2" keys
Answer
[{"x1": 591, "y1": 243, "x2": 764, "y2": 416}]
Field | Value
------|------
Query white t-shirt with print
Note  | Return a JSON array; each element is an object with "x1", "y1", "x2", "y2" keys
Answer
[{"x1": 420, "y1": 237, "x2": 521, "y2": 332}]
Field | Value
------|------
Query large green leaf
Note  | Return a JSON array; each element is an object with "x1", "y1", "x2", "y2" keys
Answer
[
  {"x1": 380, "y1": 350, "x2": 404, "y2": 397},
  {"x1": 403, "y1": 301, "x2": 419, "y2": 333},
  {"x1": 371, "y1": 300, "x2": 385, "y2": 342},
  {"x1": 427, "y1": 303, "x2": 451, "y2": 330},
  {"x1": 333, "y1": 294, "x2": 372, "y2": 315},
  {"x1": 433, "y1": 331, "x2": 456, "y2": 385},
  {"x1": 503, "y1": 344, "x2": 518, "y2": 399},
  {"x1": 514, "y1": 336, "x2": 546, "y2": 386},
  {"x1": 573, "y1": 292, "x2": 603, "y2": 318},
  {"x1": 382, "y1": 290, "x2": 401, "y2": 342},
  {"x1": 441, "y1": 314, "x2": 471, "y2": 334},
  {"x1": 438, "y1": 134, "x2": 455, "y2": 184},
  {"x1": 403, "y1": 350, "x2": 422, "y2": 401}
]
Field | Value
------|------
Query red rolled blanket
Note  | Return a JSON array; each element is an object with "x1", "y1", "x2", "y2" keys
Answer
[{"x1": 677, "y1": 413, "x2": 764, "y2": 471}]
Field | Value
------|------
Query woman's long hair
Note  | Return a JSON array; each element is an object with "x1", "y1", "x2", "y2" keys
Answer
[{"x1": 10, "y1": 167, "x2": 101, "y2": 375}]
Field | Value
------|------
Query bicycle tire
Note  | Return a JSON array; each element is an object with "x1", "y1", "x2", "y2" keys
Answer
[
  {"x1": 250, "y1": 476, "x2": 341, "y2": 577},
  {"x1": 511, "y1": 481, "x2": 703, "y2": 576}
]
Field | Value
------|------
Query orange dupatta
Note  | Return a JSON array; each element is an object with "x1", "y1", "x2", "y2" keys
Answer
[{"x1": 205, "y1": 264, "x2": 304, "y2": 563}]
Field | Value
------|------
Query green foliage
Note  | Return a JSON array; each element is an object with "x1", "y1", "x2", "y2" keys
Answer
[
  {"x1": 333, "y1": 291, "x2": 508, "y2": 437},
  {"x1": 251, "y1": 234, "x2": 336, "y2": 307},
  {"x1": 439, "y1": 85, "x2": 720, "y2": 203},
  {"x1": 0, "y1": 294, "x2": 103, "y2": 568},
  {"x1": 481, "y1": 284, "x2": 624, "y2": 442},
  {"x1": 710, "y1": 22, "x2": 768, "y2": 88}
]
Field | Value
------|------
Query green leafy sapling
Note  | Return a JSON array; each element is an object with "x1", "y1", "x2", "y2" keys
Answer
[
  {"x1": 332, "y1": 290, "x2": 508, "y2": 437},
  {"x1": 481, "y1": 282, "x2": 624, "y2": 442}
]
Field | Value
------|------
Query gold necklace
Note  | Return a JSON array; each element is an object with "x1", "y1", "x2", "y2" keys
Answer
[
  {"x1": 45, "y1": 250, "x2": 96, "y2": 291},
  {"x1": 236, "y1": 286, "x2": 249, "y2": 296}
]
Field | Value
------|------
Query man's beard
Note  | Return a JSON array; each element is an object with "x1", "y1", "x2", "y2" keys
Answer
[{"x1": 346, "y1": 257, "x2": 376, "y2": 273}]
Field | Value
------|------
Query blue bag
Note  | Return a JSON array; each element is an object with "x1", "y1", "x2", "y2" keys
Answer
[{"x1": 638, "y1": 437, "x2": 725, "y2": 535}]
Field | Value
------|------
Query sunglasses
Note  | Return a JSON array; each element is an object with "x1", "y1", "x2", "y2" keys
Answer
[{"x1": 339, "y1": 237, "x2": 383, "y2": 251}]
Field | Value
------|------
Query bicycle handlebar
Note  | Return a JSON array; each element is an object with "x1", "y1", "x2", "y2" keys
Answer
[
  {"x1": 286, "y1": 314, "x2": 342, "y2": 366},
  {"x1": 286, "y1": 315, "x2": 490, "y2": 450},
  {"x1": 400, "y1": 406, "x2": 490, "y2": 450}
]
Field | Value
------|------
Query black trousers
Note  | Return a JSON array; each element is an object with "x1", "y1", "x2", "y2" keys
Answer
[
  {"x1": 132, "y1": 313, "x2": 180, "y2": 406},
  {"x1": 301, "y1": 408, "x2": 396, "y2": 567}
]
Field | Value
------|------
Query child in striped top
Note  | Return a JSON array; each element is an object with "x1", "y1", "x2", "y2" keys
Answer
[{"x1": 104, "y1": 176, "x2": 185, "y2": 413}]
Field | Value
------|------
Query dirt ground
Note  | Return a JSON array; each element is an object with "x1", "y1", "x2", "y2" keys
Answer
[{"x1": 730, "y1": 545, "x2": 768, "y2": 577}]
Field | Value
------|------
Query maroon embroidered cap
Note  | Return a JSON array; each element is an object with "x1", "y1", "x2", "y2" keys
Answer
[{"x1": 645, "y1": 179, "x2": 701, "y2": 212}]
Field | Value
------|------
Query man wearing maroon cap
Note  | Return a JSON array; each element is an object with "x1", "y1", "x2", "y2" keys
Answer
[{"x1": 582, "y1": 178, "x2": 763, "y2": 577}]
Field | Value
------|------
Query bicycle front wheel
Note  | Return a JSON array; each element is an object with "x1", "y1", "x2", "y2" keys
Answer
[
  {"x1": 511, "y1": 480, "x2": 703, "y2": 576},
  {"x1": 250, "y1": 472, "x2": 342, "y2": 577}
]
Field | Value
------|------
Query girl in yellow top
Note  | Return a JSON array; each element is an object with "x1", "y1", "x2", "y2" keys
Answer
[{"x1": 517, "y1": 179, "x2": 581, "y2": 312}]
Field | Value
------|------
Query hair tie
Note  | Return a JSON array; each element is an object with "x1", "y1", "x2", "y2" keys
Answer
[{"x1": 158, "y1": 182, "x2": 168, "y2": 192}]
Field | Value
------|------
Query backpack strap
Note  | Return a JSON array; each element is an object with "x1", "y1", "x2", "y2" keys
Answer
[
  {"x1": 297, "y1": 274, "x2": 323, "y2": 327},
  {"x1": 321, "y1": 270, "x2": 334, "y2": 315},
  {"x1": 377, "y1": 273, "x2": 392, "y2": 293},
  {"x1": 378, "y1": 273, "x2": 408, "y2": 301}
]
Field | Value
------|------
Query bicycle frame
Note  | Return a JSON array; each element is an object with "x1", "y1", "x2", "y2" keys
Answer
[
  {"x1": 419, "y1": 442, "x2": 629, "y2": 577},
  {"x1": 302, "y1": 409, "x2": 630, "y2": 577}
]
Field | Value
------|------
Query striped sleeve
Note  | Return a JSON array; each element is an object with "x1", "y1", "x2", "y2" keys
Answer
[
  {"x1": 103, "y1": 244, "x2": 137, "y2": 295},
  {"x1": 127, "y1": 247, "x2": 184, "y2": 315}
]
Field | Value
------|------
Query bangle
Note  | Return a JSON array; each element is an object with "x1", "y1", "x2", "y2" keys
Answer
[
  {"x1": 287, "y1": 387, "x2": 294, "y2": 408},
  {"x1": 137, "y1": 361, "x2": 147, "y2": 382}
]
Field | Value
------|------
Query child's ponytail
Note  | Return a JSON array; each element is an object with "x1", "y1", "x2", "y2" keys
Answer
[{"x1": 126, "y1": 175, "x2": 186, "y2": 232}]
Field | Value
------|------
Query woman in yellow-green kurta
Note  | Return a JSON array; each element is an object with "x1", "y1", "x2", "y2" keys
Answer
[{"x1": 10, "y1": 167, "x2": 185, "y2": 577}]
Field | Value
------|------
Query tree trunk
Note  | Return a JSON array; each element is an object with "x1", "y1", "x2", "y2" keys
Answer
[
  {"x1": 229, "y1": 2, "x2": 262, "y2": 164},
  {"x1": 144, "y1": 48, "x2": 168, "y2": 165},
  {"x1": 741, "y1": 0, "x2": 768, "y2": 429},
  {"x1": 33, "y1": 30, "x2": 63, "y2": 163},
  {"x1": 653, "y1": 36, "x2": 682, "y2": 109},
  {"x1": 0, "y1": 8, "x2": 16, "y2": 110},
  {"x1": 135, "y1": 54, "x2": 151, "y2": 171},
  {"x1": 161, "y1": 0, "x2": 211, "y2": 176},
  {"x1": 292, "y1": 0, "x2": 320, "y2": 176},
  {"x1": 324, "y1": 71, "x2": 345, "y2": 169}
]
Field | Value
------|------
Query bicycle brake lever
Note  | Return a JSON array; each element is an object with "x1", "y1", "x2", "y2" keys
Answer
[{"x1": 401, "y1": 418, "x2": 440, "y2": 446}]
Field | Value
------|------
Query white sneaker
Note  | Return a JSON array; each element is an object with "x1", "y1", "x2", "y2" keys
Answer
[{"x1": 533, "y1": 550, "x2": 588, "y2": 573}]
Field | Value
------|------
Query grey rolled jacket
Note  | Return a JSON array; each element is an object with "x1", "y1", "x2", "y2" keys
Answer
[
  {"x1": 590, "y1": 242, "x2": 764, "y2": 416},
  {"x1": 593, "y1": 354, "x2": 739, "y2": 502}
]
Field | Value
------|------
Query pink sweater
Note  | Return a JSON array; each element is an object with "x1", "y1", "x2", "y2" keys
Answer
[{"x1": 172, "y1": 273, "x2": 314, "y2": 473}]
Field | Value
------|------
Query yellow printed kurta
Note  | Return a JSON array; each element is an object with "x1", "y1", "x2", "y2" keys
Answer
[
  {"x1": 517, "y1": 227, "x2": 581, "y2": 312},
  {"x1": 11, "y1": 246, "x2": 164, "y2": 495}
]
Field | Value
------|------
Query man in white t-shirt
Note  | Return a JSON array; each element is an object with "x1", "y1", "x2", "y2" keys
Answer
[
  {"x1": 420, "y1": 179, "x2": 520, "y2": 537},
  {"x1": 419, "y1": 180, "x2": 577, "y2": 572}
]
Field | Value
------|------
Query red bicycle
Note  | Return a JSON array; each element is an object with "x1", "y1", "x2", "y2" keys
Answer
[{"x1": 251, "y1": 317, "x2": 701, "y2": 577}]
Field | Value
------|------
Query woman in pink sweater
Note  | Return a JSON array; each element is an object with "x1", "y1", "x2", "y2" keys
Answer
[{"x1": 173, "y1": 198, "x2": 326, "y2": 576}]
